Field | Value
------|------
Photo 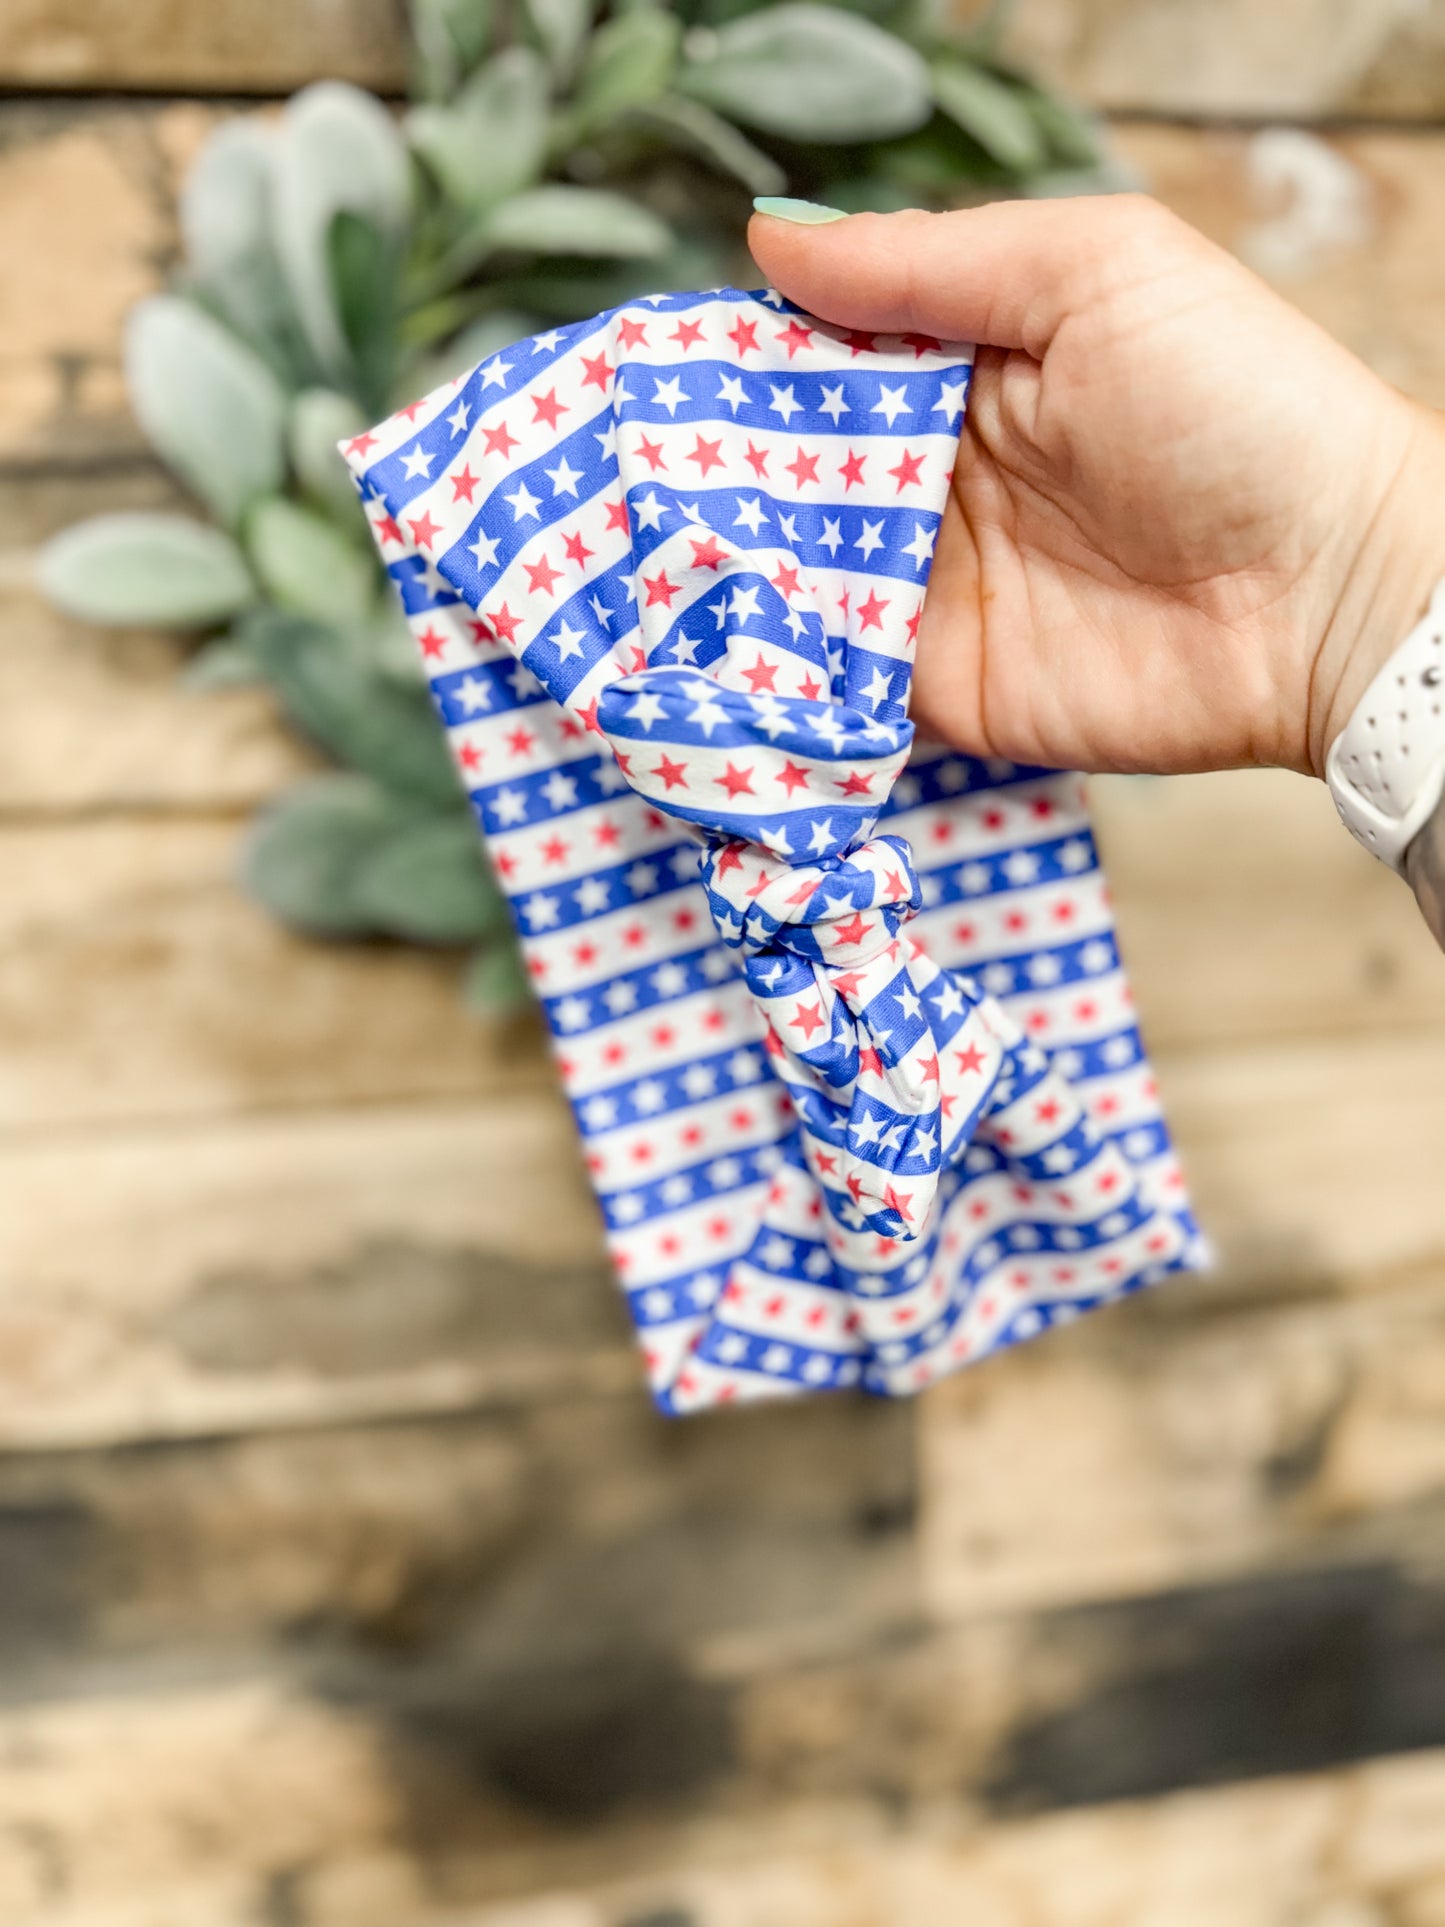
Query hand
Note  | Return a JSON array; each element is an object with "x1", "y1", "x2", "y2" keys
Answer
[{"x1": 750, "y1": 195, "x2": 1445, "y2": 777}]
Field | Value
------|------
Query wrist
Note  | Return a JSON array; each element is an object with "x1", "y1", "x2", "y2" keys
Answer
[{"x1": 1306, "y1": 401, "x2": 1445, "y2": 779}]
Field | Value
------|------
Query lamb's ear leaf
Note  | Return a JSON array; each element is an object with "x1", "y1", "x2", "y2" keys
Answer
[
  {"x1": 39, "y1": 513, "x2": 256, "y2": 630},
  {"x1": 352, "y1": 811, "x2": 508, "y2": 943}
]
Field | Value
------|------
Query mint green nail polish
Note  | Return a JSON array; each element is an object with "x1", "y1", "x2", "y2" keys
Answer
[{"x1": 752, "y1": 196, "x2": 848, "y2": 225}]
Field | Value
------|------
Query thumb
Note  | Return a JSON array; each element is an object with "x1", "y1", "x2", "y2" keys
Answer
[{"x1": 748, "y1": 194, "x2": 1171, "y2": 358}]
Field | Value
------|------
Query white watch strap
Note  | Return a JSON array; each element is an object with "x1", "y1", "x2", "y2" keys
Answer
[{"x1": 1326, "y1": 577, "x2": 1445, "y2": 872}]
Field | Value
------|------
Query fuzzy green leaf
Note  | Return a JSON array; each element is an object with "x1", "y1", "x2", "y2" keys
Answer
[
  {"x1": 526, "y1": 0, "x2": 593, "y2": 78},
  {"x1": 412, "y1": 0, "x2": 496, "y2": 97},
  {"x1": 289, "y1": 388, "x2": 369, "y2": 520},
  {"x1": 573, "y1": 9, "x2": 682, "y2": 132},
  {"x1": 272, "y1": 82, "x2": 411, "y2": 381},
  {"x1": 241, "y1": 773, "x2": 423, "y2": 937},
  {"x1": 626, "y1": 93, "x2": 785, "y2": 194},
  {"x1": 245, "y1": 497, "x2": 377, "y2": 626},
  {"x1": 931, "y1": 59, "x2": 1048, "y2": 172},
  {"x1": 39, "y1": 514, "x2": 256, "y2": 630},
  {"x1": 464, "y1": 939, "x2": 535, "y2": 1014},
  {"x1": 352, "y1": 811, "x2": 505, "y2": 943},
  {"x1": 1021, "y1": 85, "x2": 1104, "y2": 170},
  {"x1": 483, "y1": 184, "x2": 671, "y2": 258},
  {"x1": 407, "y1": 46, "x2": 549, "y2": 213},
  {"x1": 239, "y1": 609, "x2": 461, "y2": 805},
  {"x1": 125, "y1": 296, "x2": 288, "y2": 530},
  {"x1": 678, "y1": 5, "x2": 932, "y2": 142}
]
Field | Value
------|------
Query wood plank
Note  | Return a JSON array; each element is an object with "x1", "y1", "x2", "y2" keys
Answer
[
  {"x1": 0, "y1": 1092, "x2": 614, "y2": 1449},
  {"x1": 999, "y1": 0, "x2": 1445, "y2": 120},
  {"x1": 2, "y1": 1024, "x2": 1442, "y2": 1451},
  {"x1": 4, "y1": 0, "x2": 406, "y2": 96},
  {"x1": 919, "y1": 1257, "x2": 1445, "y2": 1623},
  {"x1": 0, "y1": 815, "x2": 537, "y2": 1135},
  {"x1": 1093, "y1": 769, "x2": 1445, "y2": 1049}
]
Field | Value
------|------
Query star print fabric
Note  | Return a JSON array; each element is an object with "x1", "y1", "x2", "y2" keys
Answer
[{"x1": 345, "y1": 287, "x2": 1205, "y2": 1414}]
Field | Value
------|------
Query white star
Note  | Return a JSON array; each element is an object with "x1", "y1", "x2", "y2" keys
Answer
[
  {"x1": 634, "y1": 490, "x2": 666, "y2": 531},
  {"x1": 807, "y1": 817, "x2": 836, "y2": 854},
  {"x1": 604, "y1": 981, "x2": 638, "y2": 1014},
  {"x1": 543, "y1": 771, "x2": 578, "y2": 809},
  {"x1": 716, "y1": 373, "x2": 747, "y2": 414},
  {"x1": 550, "y1": 619, "x2": 586, "y2": 660},
  {"x1": 555, "y1": 995, "x2": 590, "y2": 1030},
  {"x1": 521, "y1": 891, "x2": 559, "y2": 929},
  {"x1": 652, "y1": 375, "x2": 688, "y2": 416},
  {"x1": 672, "y1": 632, "x2": 702, "y2": 665},
  {"x1": 505, "y1": 481, "x2": 542, "y2": 521},
  {"x1": 768, "y1": 383, "x2": 801, "y2": 424},
  {"x1": 455, "y1": 674, "x2": 492, "y2": 713},
  {"x1": 589, "y1": 593, "x2": 611, "y2": 630},
  {"x1": 818, "y1": 517, "x2": 843, "y2": 556},
  {"x1": 479, "y1": 357, "x2": 511, "y2": 390},
  {"x1": 818, "y1": 382, "x2": 849, "y2": 423},
  {"x1": 902, "y1": 522, "x2": 936, "y2": 570},
  {"x1": 545, "y1": 456, "x2": 583, "y2": 497},
  {"x1": 573, "y1": 877, "x2": 609, "y2": 913},
  {"x1": 872, "y1": 383, "x2": 912, "y2": 427},
  {"x1": 935, "y1": 377, "x2": 968, "y2": 423},
  {"x1": 862, "y1": 665, "x2": 893, "y2": 709},
  {"x1": 855, "y1": 519, "x2": 884, "y2": 560},
  {"x1": 897, "y1": 985, "x2": 922, "y2": 1021},
  {"x1": 928, "y1": 980, "x2": 965, "y2": 1019},
  {"x1": 594, "y1": 422, "x2": 618, "y2": 459},
  {"x1": 491, "y1": 786, "x2": 527, "y2": 825},
  {"x1": 708, "y1": 595, "x2": 731, "y2": 630},
  {"x1": 446, "y1": 400, "x2": 470, "y2": 436},
  {"x1": 778, "y1": 512, "x2": 800, "y2": 545},
  {"x1": 728, "y1": 584, "x2": 762, "y2": 625},
  {"x1": 400, "y1": 444, "x2": 433, "y2": 480},
  {"x1": 627, "y1": 691, "x2": 666, "y2": 731},
  {"x1": 733, "y1": 496, "x2": 767, "y2": 535},
  {"x1": 688, "y1": 692, "x2": 729, "y2": 736},
  {"x1": 533, "y1": 329, "x2": 563, "y2": 353}
]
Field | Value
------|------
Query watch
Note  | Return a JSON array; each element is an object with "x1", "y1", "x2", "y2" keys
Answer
[{"x1": 1325, "y1": 577, "x2": 1445, "y2": 873}]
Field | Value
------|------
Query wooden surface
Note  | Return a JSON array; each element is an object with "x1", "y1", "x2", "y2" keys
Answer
[{"x1": 6, "y1": 36, "x2": 1445, "y2": 1927}]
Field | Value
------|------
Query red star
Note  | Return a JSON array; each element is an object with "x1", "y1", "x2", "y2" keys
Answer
[
  {"x1": 689, "y1": 534, "x2": 727, "y2": 571},
  {"x1": 671, "y1": 318, "x2": 705, "y2": 350},
  {"x1": 776, "y1": 759, "x2": 810, "y2": 795},
  {"x1": 715, "y1": 845, "x2": 744, "y2": 876},
  {"x1": 858, "y1": 1047, "x2": 883, "y2": 1077},
  {"x1": 531, "y1": 388, "x2": 569, "y2": 430},
  {"x1": 791, "y1": 999, "x2": 825, "y2": 1039},
  {"x1": 729, "y1": 316, "x2": 759, "y2": 355},
  {"x1": 844, "y1": 330, "x2": 876, "y2": 357},
  {"x1": 741, "y1": 656, "x2": 778, "y2": 693},
  {"x1": 905, "y1": 605, "x2": 922, "y2": 642},
  {"x1": 836, "y1": 770, "x2": 873, "y2": 796},
  {"x1": 643, "y1": 570, "x2": 679, "y2": 607},
  {"x1": 651, "y1": 755, "x2": 688, "y2": 790},
  {"x1": 524, "y1": 554, "x2": 563, "y2": 596},
  {"x1": 416, "y1": 625, "x2": 446, "y2": 659},
  {"x1": 777, "y1": 319, "x2": 813, "y2": 358},
  {"x1": 687, "y1": 433, "x2": 725, "y2": 477},
  {"x1": 955, "y1": 1044, "x2": 987, "y2": 1075},
  {"x1": 770, "y1": 561, "x2": 800, "y2": 599},
  {"x1": 407, "y1": 510, "x2": 441, "y2": 548},
  {"x1": 605, "y1": 499, "x2": 630, "y2": 532},
  {"x1": 636, "y1": 433, "x2": 667, "y2": 473},
  {"x1": 450, "y1": 465, "x2": 479, "y2": 503},
  {"x1": 918, "y1": 1053, "x2": 940, "y2": 1083},
  {"x1": 832, "y1": 912, "x2": 870, "y2": 946},
  {"x1": 506, "y1": 726, "x2": 535, "y2": 756},
  {"x1": 617, "y1": 316, "x2": 649, "y2": 349},
  {"x1": 856, "y1": 589, "x2": 889, "y2": 631},
  {"x1": 743, "y1": 440, "x2": 770, "y2": 480},
  {"x1": 882, "y1": 1185, "x2": 914, "y2": 1223},
  {"x1": 888, "y1": 449, "x2": 925, "y2": 491},
  {"x1": 785, "y1": 446, "x2": 820, "y2": 488},
  {"x1": 482, "y1": 421, "x2": 517, "y2": 457},
  {"x1": 901, "y1": 331, "x2": 942, "y2": 358},
  {"x1": 373, "y1": 513, "x2": 403, "y2": 546},
  {"x1": 580, "y1": 351, "x2": 613, "y2": 392},
  {"x1": 798, "y1": 673, "x2": 823, "y2": 700},
  {"x1": 832, "y1": 969, "x2": 865, "y2": 998},
  {"x1": 466, "y1": 616, "x2": 492, "y2": 642},
  {"x1": 457, "y1": 741, "x2": 482, "y2": 771},
  {"x1": 345, "y1": 430, "x2": 377, "y2": 457},
  {"x1": 838, "y1": 448, "x2": 867, "y2": 490},
  {"x1": 563, "y1": 530, "x2": 594, "y2": 567},
  {"x1": 718, "y1": 762, "x2": 755, "y2": 798},
  {"x1": 487, "y1": 603, "x2": 522, "y2": 644},
  {"x1": 594, "y1": 819, "x2": 620, "y2": 847},
  {"x1": 395, "y1": 399, "x2": 426, "y2": 422},
  {"x1": 541, "y1": 835, "x2": 569, "y2": 865}
]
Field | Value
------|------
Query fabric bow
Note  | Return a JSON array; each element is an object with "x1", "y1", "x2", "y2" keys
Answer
[{"x1": 346, "y1": 289, "x2": 1202, "y2": 1410}]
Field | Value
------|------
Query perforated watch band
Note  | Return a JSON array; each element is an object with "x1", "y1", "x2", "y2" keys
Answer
[{"x1": 1325, "y1": 578, "x2": 1445, "y2": 873}]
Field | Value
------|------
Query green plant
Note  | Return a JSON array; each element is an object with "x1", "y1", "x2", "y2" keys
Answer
[{"x1": 39, "y1": 0, "x2": 1110, "y2": 1012}]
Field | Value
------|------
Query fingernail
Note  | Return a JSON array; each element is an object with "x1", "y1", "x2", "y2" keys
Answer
[{"x1": 752, "y1": 196, "x2": 848, "y2": 225}]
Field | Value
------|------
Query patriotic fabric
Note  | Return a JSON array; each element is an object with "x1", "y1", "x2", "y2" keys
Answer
[{"x1": 345, "y1": 287, "x2": 1205, "y2": 1414}]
